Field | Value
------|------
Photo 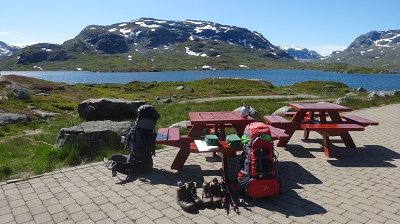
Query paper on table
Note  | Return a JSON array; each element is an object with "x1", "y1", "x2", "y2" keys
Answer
[{"x1": 194, "y1": 140, "x2": 219, "y2": 152}]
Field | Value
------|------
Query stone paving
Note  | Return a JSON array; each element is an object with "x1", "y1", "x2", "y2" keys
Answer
[{"x1": 1, "y1": 104, "x2": 400, "y2": 223}]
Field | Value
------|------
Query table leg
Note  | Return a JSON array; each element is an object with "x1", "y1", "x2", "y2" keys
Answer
[
  {"x1": 322, "y1": 135, "x2": 332, "y2": 157},
  {"x1": 170, "y1": 147, "x2": 190, "y2": 170},
  {"x1": 221, "y1": 157, "x2": 229, "y2": 182},
  {"x1": 276, "y1": 129, "x2": 295, "y2": 147},
  {"x1": 340, "y1": 132, "x2": 356, "y2": 148},
  {"x1": 303, "y1": 130, "x2": 310, "y2": 139}
]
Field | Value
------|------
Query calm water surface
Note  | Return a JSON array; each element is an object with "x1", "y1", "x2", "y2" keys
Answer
[{"x1": 1, "y1": 70, "x2": 399, "y2": 91}]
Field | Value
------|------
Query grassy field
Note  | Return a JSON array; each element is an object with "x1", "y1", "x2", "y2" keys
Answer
[{"x1": 1, "y1": 75, "x2": 399, "y2": 181}]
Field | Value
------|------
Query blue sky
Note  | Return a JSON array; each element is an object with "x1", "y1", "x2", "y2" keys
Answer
[{"x1": 1, "y1": 0, "x2": 399, "y2": 56}]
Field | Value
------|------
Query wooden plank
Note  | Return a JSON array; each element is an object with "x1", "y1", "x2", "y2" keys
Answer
[
  {"x1": 289, "y1": 103, "x2": 352, "y2": 112},
  {"x1": 268, "y1": 125, "x2": 290, "y2": 140},
  {"x1": 301, "y1": 124, "x2": 364, "y2": 131},
  {"x1": 167, "y1": 128, "x2": 180, "y2": 141},
  {"x1": 156, "y1": 128, "x2": 180, "y2": 144},
  {"x1": 189, "y1": 141, "x2": 240, "y2": 153},
  {"x1": 341, "y1": 115, "x2": 379, "y2": 126},
  {"x1": 155, "y1": 128, "x2": 169, "y2": 141},
  {"x1": 264, "y1": 115, "x2": 290, "y2": 124},
  {"x1": 283, "y1": 111, "x2": 329, "y2": 116}
]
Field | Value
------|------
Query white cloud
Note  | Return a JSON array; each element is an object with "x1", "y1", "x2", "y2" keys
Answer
[{"x1": 1, "y1": 31, "x2": 20, "y2": 35}]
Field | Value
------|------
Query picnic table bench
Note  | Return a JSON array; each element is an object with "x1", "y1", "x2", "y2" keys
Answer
[{"x1": 265, "y1": 103, "x2": 379, "y2": 157}]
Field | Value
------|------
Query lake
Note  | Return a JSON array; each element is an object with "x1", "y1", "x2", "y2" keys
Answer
[{"x1": 1, "y1": 70, "x2": 399, "y2": 91}]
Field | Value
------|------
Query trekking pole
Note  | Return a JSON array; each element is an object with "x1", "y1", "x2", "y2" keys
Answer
[{"x1": 221, "y1": 182, "x2": 239, "y2": 214}]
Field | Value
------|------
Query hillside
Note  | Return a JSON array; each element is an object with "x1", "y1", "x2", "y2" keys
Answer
[
  {"x1": 0, "y1": 41, "x2": 20, "y2": 59},
  {"x1": 0, "y1": 18, "x2": 299, "y2": 72},
  {"x1": 318, "y1": 30, "x2": 400, "y2": 70},
  {"x1": 0, "y1": 19, "x2": 398, "y2": 73}
]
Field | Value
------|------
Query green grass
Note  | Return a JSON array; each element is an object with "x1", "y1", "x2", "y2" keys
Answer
[{"x1": 1, "y1": 75, "x2": 399, "y2": 181}]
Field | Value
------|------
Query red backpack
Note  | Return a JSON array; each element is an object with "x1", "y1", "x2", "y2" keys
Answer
[{"x1": 235, "y1": 122, "x2": 281, "y2": 198}]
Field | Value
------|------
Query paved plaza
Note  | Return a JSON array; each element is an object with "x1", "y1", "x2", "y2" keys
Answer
[{"x1": 1, "y1": 104, "x2": 400, "y2": 223}]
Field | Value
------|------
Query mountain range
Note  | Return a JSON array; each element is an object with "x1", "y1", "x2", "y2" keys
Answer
[
  {"x1": 278, "y1": 45, "x2": 322, "y2": 60},
  {"x1": 0, "y1": 18, "x2": 399, "y2": 71},
  {"x1": 318, "y1": 30, "x2": 400, "y2": 69},
  {"x1": 0, "y1": 41, "x2": 21, "y2": 59}
]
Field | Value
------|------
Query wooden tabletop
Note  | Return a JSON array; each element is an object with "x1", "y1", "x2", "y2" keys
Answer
[
  {"x1": 289, "y1": 103, "x2": 352, "y2": 112},
  {"x1": 188, "y1": 111, "x2": 254, "y2": 125}
]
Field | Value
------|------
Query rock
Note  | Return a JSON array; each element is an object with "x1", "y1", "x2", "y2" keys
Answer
[
  {"x1": 54, "y1": 120, "x2": 132, "y2": 156},
  {"x1": 325, "y1": 85, "x2": 336, "y2": 92},
  {"x1": 155, "y1": 96, "x2": 161, "y2": 100},
  {"x1": 368, "y1": 90, "x2": 389, "y2": 98},
  {"x1": 345, "y1": 92, "x2": 358, "y2": 97},
  {"x1": 58, "y1": 85, "x2": 65, "y2": 90},
  {"x1": 356, "y1": 87, "x2": 367, "y2": 92},
  {"x1": 187, "y1": 88, "x2": 195, "y2": 93},
  {"x1": 376, "y1": 91, "x2": 389, "y2": 97},
  {"x1": 78, "y1": 98, "x2": 146, "y2": 121},
  {"x1": 393, "y1": 90, "x2": 400, "y2": 96},
  {"x1": 334, "y1": 96, "x2": 349, "y2": 104},
  {"x1": 0, "y1": 113, "x2": 30, "y2": 124},
  {"x1": 158, "y1": 98, "x2": 173, "y2": 104},
  {"x1": 367, "y1": 91, "x2": 378, "y2": 98},
  {"x1": 13, "y1": 88, "x2": 31, "y2": 100},
  {"x1": 271, "y1": 106, "x2": 296, "y2": 116},
  {"x1": 234, "y1": 106, "x2": 262, "y2": 122},
  {"x1": 169, "y1": 120, "x2": 190, "y2": 129},
  {"x1": 35, "y1": 92, "x2": 49, "y2": 96},
  {"x1": 176, "y1": 86, "x2": 185, "y2": 90},
  {"x1": 31, "y1": 110, "x2": 60, "y2": 119}
]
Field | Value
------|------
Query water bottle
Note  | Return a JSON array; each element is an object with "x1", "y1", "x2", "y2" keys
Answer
[{"x1": 240, "y1": 102, "x2": 249, "y2": 118}]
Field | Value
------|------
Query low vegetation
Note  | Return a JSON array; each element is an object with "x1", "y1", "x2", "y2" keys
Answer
[{"x1": 0, "y1": 75, "x2": 399, "y2": 181}]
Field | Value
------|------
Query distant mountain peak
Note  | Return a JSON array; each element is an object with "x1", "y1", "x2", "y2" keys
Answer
[
  {"x1": 320, "y1": 29, "x2": 400, "y2": 69},
  {"x1": 0, "y1": 41, "x2": 21, "y2": 59},
  {"x1": 278, "y1": 45, "x2": 321, "y2": 60}
]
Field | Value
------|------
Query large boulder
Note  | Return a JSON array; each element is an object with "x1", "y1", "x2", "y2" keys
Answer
[
  {"x1": 55, "y1": 120, "x2": 132, "y2": 157},
  {"x1": 169, "y1": 120, "x2": 190, "y2": 129},
  {"x1": 271, "y1": 106, "x2": 296, "y2": 116},
  {"x1": 78, "y1": 98, "x2": 146, "y2": 121},
  {"x1": 0, "y1": 113, "x2": 30, "y2": 124},
  {"x1": 13, "y1": 88, "x2": 31, "y2": 100}
]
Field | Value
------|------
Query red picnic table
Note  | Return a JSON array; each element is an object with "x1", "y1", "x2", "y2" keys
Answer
[
  {"x1": 264, "y1": 103, "x2": 379, "y2": 157},
  {"x1": 156, "y1": 111, "x2": 289, "y2": 181}
]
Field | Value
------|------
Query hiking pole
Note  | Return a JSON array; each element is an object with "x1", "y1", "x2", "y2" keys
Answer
[{"x1": 221, "y1": 182, "x2": 239, "y2": 214}]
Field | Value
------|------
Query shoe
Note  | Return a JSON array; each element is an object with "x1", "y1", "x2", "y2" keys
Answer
[
  {"x1": 186, "y1": 182, "x2": 203, "y2": 207},
  {"x1": 211, "y1": 178, "x2": 223, "y2": 206},
  {"x1": 201, "y1": 182, "x2": 213, "y2": 207},
  {"x1": 177, "y1": 182, "x2": 196, "y2": 211}
]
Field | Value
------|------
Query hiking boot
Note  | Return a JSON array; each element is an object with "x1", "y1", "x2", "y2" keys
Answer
[
  {"x1": 211, "y1": 178, "x2": 223, "y2": 206},
  {"x1": 177, "y1": 182, "x2": 196, "y2": 211},
  {"x1": 201, "y1": 182, "x2": 213, "y2": 207},
  {"x1": 186, "y1": 182, "x2": 203, "y2": 207}
]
